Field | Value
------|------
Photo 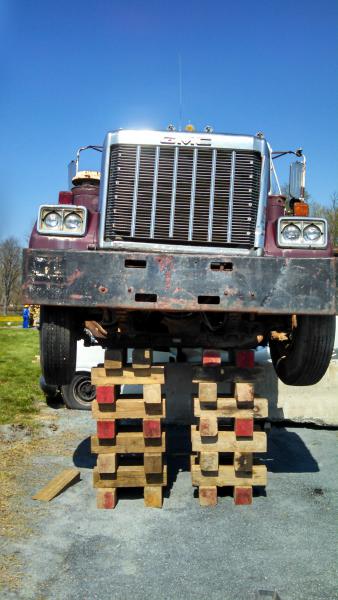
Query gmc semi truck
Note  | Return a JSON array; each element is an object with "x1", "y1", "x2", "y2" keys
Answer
[{"x1": 23, "y1": 127, "x2": 336, "y2": 387}]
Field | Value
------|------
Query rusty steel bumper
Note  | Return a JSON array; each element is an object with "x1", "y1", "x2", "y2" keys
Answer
[{"x1": 22, "y1": 249, "x2": 337, "y2": 314}]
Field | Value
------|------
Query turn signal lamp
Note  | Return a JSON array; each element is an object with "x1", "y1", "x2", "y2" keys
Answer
[
  {"x1": 293, "y1": 202, "x2": 309, "y2": 217},
  {"x1": 185, "y1": 123, "x2": 196, "y2": 132}
]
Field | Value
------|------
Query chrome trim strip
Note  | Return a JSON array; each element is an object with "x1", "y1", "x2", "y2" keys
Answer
[
  {"x1": 100, "y1": 239, "x2": 252, "y2": 255},
  {"x1": 169, "y1": 147, "x2": 179, "y2": 238},
  {"x1": 98, "y1": 134, "x2": 111, "y2": 244},
  {"x1": 150, "y1": 146, "x2": 160, "y2": 238},
  {"x1": 227, "y1": 151, "x2": 236, "y2": 243},
  {"x1": 131, "y1": 145, "x2": 141, "y2": 237},
  {"x1": 188, "y1": 148, "x2": 198, "y2": 241},
  {"x1": 254, "y1": 147, "x2": 270, "y2": 248},
  {"x1": 207, "y1": 149, "x2": 217, "y2": 242}
]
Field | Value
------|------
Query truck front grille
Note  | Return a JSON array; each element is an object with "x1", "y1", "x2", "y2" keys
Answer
[{"x1": 104, "y1": 144, "x2": 261, "y2": 247}]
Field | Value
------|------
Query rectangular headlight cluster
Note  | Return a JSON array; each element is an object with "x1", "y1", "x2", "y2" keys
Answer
[
  {"x1": 37, "y1": 205, "x2": 87, "y2": 236},
  {"x1": 277, "y1": 217, "x2": 328, "y2": 248}
]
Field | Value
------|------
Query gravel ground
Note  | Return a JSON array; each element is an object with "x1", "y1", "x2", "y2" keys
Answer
[{"x1": 0, "y1": 406, "x2": 337, "y2": 600}]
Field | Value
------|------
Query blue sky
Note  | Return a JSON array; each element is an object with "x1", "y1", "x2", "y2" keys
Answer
[{"x1": 0, "y1": 0, "x2": 337, "y2": 243}]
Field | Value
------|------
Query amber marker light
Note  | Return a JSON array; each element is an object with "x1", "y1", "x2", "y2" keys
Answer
[{"x1": 293, "y1": 202, "x2": 309, "y2": 217}]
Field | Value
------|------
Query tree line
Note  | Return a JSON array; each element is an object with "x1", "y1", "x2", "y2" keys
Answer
[{"x1": 0, "y1": 192, "x2": 337, "y2": 314}]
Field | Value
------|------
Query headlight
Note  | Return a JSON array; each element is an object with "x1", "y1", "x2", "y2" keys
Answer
[
  {"x1": 38, "y1": 205, "x2": 87, "y2": 236},
  {"x1": 277, "y1": 217, "x2": 327, "y2": 248},
  {"x1": 64, "y1": 212, "x2": 83, "y2": 230},
  {"x1": 281, "y1": 224, "x2": 301, "y2": 241},
  {"x1": 44, "y1": 211, "x2": 62, "y2": 228},
  {"x1": 303, "y1": 224, "x2": 321, "y2": 242}
]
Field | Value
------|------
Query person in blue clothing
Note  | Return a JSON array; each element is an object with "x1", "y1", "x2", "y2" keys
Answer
[{"x1": 22, "y1": 305, "x2": 30, "y2": 328}]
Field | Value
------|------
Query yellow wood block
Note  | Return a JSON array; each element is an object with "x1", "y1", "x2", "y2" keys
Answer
[
  {"x1": 234, "y1": 452, "x2": 253, "y2": 473},
  {"x1": 92, "y1": 398, "x2": 166, "y2": 419},
  {"x1": 144, "y1": 453, "x2": 163, "y2": 474},
  {"x1": 91, "y1": 432, "x2": 165, "y2": 454},
  {"x1": 144, "y1": 486, "x2": 162, "y2": 508},
  {"x1": 97, "y1": 453, "x2": 118, "y2": 474},
  {"x1": 92, "y1": 366, "x2": 165, "y2": 385},
  {"x1": 143, "y1": 383, "x2": 162, "y2": 406},
  {"x1": 200, "y1": 451, "x2": 219, "y2": 472},
  {"x1": 191, "y1": 427, "x2": 267, "y2": 453},
  {"x1": 93, "y1": 465, "x2": 167, "y2": 488},
  {"x1": 198, "y1": 382, "x2": 217, "y2": 404},
  {"x1": 194, "y1": 397, "x2": 268, "y2": 419}
]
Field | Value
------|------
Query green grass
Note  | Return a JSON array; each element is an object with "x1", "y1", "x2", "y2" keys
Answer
[{"x1": 0, "y1": 329, "x2": 44, "y2": 425}]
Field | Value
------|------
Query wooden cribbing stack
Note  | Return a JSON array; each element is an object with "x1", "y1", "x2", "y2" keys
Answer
[
  {"x1": 91, "y1": 349, "x2": 167, "y2": 509},
  {"x1": 191, "y1": 349, "x2": 268, "y2": 506}
]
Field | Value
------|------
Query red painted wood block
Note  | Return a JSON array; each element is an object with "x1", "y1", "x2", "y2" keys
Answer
[
  {"x1": 199, "y1": 486, "x2": 218, "y2": 507},
  {"x1": 97, "y1": 420, "x2": 116, "y2": 439},
  {"x1": 235, "y1": 350, "x2": 255, "y2": 369},
  {"x1": 235, "y1": 417, "x2": 253, "y2": 438},
  {"x1": 96, "y1": 386, "x2": 116, "y2": 404},
  {"x1": 97, "y1": 489, "x2": 117, "y2": 509},
  {"x1": 202, "y1": 350, "x2": 221, "y2": 367},
  {"x1": 143, "y1": 419, "x2": 161, "y2": 439},
  {"x1": 234, "y1": 486, "x2": 252, "y2": 505}
]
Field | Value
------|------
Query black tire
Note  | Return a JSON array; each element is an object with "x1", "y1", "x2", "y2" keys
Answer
[
  {"x1": 40, "y1": 306, "x2": 77, "y2": 386},
  {"x1": 61, "y1": 371, "x2": 96, "y2": 410},
  {"x1": 269, "y1": 315, "x2": 335, "y2": 386}
]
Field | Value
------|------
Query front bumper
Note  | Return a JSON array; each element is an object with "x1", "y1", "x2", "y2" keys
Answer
[{"x1": 22, "y1": 249, "x2": 337, "y2": 314}]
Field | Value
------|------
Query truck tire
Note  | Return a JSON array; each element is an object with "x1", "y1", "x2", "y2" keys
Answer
[
  {"x1": 40, "y1": 306, "x2": 77, "y2": 386},
  {"x1": 269, "y1": 315, "x2": 335, "y2": 386},
  {"x1": 61, "y1": 371, "x2": 95, "y2": 410}
]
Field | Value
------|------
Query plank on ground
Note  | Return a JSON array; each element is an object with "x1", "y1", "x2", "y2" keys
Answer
[
  {"x1": 191, "y1": 458, "x2": 267, "y2": 486},
  {"x1": 194, "y1": 397, "x2": 268, "y2": 418},
  {"x1": 92, "y1": 366, "x2": 164, "y2": 385},
  {"x1": 91, "y1": 432, "x2": 165, "y2": 454},
  {"x1": 33, "y1": 468, "x2": 80, "y2": 502},
  {"x1": 191, "y1": 427, "x2": 267, "y2": 452},
  {"x1": 93, "y1": 465, "x2": 167, "y2": 488},
  {"x1": 92, "y1": 399, "x2": 166, "y2": 419}
]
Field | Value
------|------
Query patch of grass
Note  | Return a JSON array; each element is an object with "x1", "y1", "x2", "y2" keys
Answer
[{"x1": 0, "y1": 329, "x2": 43, "y2": 425}]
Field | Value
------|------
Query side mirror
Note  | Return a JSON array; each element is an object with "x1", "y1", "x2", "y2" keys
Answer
[{"x1": 289, "y1": 160, "x2": 306, "y2": 200}]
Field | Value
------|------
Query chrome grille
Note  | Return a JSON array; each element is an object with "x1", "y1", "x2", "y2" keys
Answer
[{"x1": 104, "y1": 144, "x2": 262, "y2": 247}]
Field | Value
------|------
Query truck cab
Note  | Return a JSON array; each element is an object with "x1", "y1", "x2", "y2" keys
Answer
[{"x1": 23, "y1": 127, "x2": 336, "y2": 387}]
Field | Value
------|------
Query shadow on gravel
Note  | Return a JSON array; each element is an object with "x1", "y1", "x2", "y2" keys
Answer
[{"x1": 260, "y1": 428, "x2": 319, "y2": 473}]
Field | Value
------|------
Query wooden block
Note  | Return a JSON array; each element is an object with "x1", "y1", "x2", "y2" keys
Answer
[
  {"x1": 97, "y1": 420, "x2": 116, "y2": 440},
  {"x1": 91, "y1": 432, "x2": 166, "y2": 455},
  {"x1": 234, "y1": 486, "x2": 252, "y2": 505},
  {"x1": 143, "y1": 383, "x2": 162, "y2": 406},
  {"x1": 104, "y1": 349, "x2": 123, "y2": 372},
  {"x1": 235, "y1": 350, "x2": 255, "y2": 369},
  {"x1": 96, "y1": 488, "x2": 117, "y2": 509},
  {"x1": 132, "y1": 348, "x2": 153, "y2": 371},
  {"x1": 92, "y1": 366, "x2": 165, "y2": 385},
  {"x1": 143, "y1": 419, "x2": 161, "y2": 439},
  {"x1": 202, "y1": 350, "x2": 221, "y2": 367},
  {"x1": 93, "y1": 465, "x2": 167, "y2": 488},
  {"x1": 191, "y1": 427, "x2": 267, "y2": 453},
  {"x1": 97, "y1": 453, "x2": 118, "y2": 474},
  {"x1": 96, "y1": 385, "x2": 117, "y2": 405},
  {"x1": 200, "y1": 451, "x2": 219, "y2": 472},
  {"x1": 92, "y1": 398, "x2": 166, "y2": 419},
  {"x1": 144, "y1": 453, "x2": 163, "y2": 474},
  {"x1": 191, "y1": 456, "x2": 267, "y2": 486},
  {"x1": 235, "y1": 417, "x2": 254, "y2": 438},
  {"x1": 144, "y1": 486, "x2": 162, "y2": 508},
  {"x1": 32, "y1": 468, "x2": 80, "y2": 502},
  {"x1": 198, "y1": 382, "x2": 217, "y2": 405},
  {"x1": 234, "y1": 452, "x2": 253, "y2": 473},
  {"x1": 199, "y1": 486, "x2": 217, "y2": 507},
  {"x1": 234, "y1": 382, "x2": 254, "y2": 407},
  {"x1": 194, "y1": 397, "x2": 268, "y2": 419},
  {"x1": 199, "y1": 415, "x2": 218, "y2": 437}
]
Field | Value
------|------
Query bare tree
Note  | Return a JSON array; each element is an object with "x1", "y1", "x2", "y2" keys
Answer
[{"x1": 0, "y1": 237, "x2": 22, "y2": 314}]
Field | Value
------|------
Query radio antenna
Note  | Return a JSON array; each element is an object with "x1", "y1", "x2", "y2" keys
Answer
[{"x1": 178, "y1": 53, "x2": 183, "y2": 131}]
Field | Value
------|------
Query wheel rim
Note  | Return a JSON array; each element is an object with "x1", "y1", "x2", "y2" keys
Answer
[{"x1": 72, "y1": 375, "x2": 96, "y2": 406}]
